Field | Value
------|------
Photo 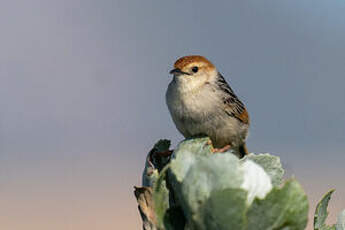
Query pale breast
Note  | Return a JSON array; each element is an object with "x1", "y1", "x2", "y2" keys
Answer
[{"x1": 166, "y1": 81, "x2": 248, "y2": 148}]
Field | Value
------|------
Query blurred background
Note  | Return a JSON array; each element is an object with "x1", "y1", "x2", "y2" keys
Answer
[{"x1": 0, "y1": 1, "x2": 344, "y2": 229}]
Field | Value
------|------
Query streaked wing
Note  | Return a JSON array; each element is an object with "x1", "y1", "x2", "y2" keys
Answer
[{"x1": 217, "y1": 73, "x2": 249, "y2": 124}]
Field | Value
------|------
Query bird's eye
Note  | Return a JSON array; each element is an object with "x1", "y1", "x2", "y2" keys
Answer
[{"x1": 191, "y1": 66, "x2": 198, "y2": 73}]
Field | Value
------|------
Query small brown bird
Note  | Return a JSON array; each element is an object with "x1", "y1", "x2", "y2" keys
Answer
[{"x1": 166, "y1": 55, "x2": 250, "y2": 157}]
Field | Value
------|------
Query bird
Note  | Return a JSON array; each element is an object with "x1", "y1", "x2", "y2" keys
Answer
[{"x1": 166, "y1": 55, "x2": 250, "y2": 157}]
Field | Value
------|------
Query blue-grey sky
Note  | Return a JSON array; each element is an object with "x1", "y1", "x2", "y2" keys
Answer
[{"x1": 0, "y1": 1, "x2": 344, "y2": 229}]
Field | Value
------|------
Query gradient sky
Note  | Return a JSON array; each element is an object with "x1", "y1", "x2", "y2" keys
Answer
[{"x1": 0, "y1": 1, "x2": 344, "y2": 229}]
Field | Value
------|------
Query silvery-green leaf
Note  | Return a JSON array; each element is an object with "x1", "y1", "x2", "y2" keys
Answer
[
  {"x1": 142, "y1": 162, "x2": 159, "y2": 188},
  {"x1": 197, "y1": 188, "x2": 248, "y2": 230},
  {"x1": 240, "y1": 160, "x2": 272, "y2": 204},
  {"x1": 169, "y1": 137, "x2": 212, "y2": 184},
  {"x1": 247, "y1": 179, "x2": 309, "y2": 230},
  {"x1": 153, "y1": 167, "x2": 170, "y2": 229},
  {"x1": 178, "y1": 153, "x2": 243, "y2": 219},
  {"x1": 245, "y1": 153, "x2": 284, "y2": 186},
  {"x1": 314, "y1": 190, "x2": 336, "y2": 230},
  {"x1": 146, "y1": 137, "x2": 310, "y2": 230},
  {"x1": 336, "y1": 210, "x2": 345, "y2": 230}
]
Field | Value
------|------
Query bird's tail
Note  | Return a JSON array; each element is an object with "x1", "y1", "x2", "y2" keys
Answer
[{"x1": 239, "y1": 144, "x2": 248, "y2": 158}]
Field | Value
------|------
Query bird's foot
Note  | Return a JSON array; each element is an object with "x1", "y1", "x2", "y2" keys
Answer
[{"x1": 212, "y1": 144, "x2": 232, "y2": 153}]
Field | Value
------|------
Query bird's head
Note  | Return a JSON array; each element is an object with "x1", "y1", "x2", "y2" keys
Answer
[{"x1": 169, "y1": 55, "x2": 218, "y2": 91}]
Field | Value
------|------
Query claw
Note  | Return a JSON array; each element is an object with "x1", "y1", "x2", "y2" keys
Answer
[{"x1": 212, "y1": 144, "x2": 231, "y2": 153}]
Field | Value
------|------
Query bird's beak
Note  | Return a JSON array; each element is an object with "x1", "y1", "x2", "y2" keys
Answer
[{"x1": 169, "y1": 68, "x2": 190, "y2": 76}]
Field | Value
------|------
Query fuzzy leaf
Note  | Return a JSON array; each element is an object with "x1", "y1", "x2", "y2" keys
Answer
[
  {"x1": 336, "y1": 210, "x2": 345, "y2": 230},
  {"x1": 144, "y1": 137, "x2": 310, "y2": 230},
  {"x1": 179, "y1": 153, "x2": 243, "y2": 219},
  {"x1": 247, "y1": 180, "x2": 309, "y2": 230},
  {"x1": 314, "y1": 190, "x2": 336, "y2": 230},
  {"x1": 153, "y1": 167, "x2": 170, "y2": 229},
  {"x1": 169, "y1": 137, "x2": 213, "y2": 183},
  {"x1": 168, "y1": 138, "x2": 243, "y2": 220},
  {"x1": 240, "y1": 160, "x2": 272, "y2": 204},
  {"x1": 198, "y1": 188, "x2": 248, "y2": 230},
  {"x1": 245, "y1": 153, "x2": 284, "y2": 186}
]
